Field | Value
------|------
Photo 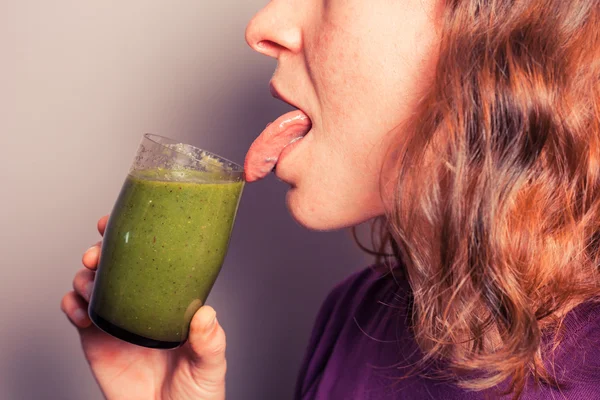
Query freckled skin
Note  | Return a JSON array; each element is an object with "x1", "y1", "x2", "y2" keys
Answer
[
  {"x1": 89, "y1": 171, "x2": 243, "y2": 345},
  {"x1": 245, "y1": 0, "x2": 440, "y2": 230}
]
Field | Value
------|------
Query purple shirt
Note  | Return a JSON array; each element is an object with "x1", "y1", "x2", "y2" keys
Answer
[{"x1": 295, "y1": 265, "x2": 600, "y2": 399}]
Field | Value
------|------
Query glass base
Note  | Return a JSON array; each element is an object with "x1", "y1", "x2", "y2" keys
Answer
[{"x1": 89, "y1": 309, "x2": 183, "y2": 349}]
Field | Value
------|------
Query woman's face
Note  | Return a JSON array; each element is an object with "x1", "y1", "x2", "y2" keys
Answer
[{"x1": 245, "y1": 0, "x2": 440, "y2": 230}]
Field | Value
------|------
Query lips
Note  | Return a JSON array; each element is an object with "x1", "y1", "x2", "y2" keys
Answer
[{"x1": 244, "y1": 84, "x2": 312, "y2": 183}]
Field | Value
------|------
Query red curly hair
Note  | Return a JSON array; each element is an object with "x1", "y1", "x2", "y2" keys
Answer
[{"x1": 358, "y1": 1, "x2": 600, "y2": 397}]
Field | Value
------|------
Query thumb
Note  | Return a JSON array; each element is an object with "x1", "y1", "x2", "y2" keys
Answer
[{"x1": 185, "y1": 305, "x2": 227, "y2": 397}]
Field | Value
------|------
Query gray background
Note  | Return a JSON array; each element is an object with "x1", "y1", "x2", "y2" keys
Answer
[{"x1": 2, "y1": 1, "x2": 371, "y2": 399}]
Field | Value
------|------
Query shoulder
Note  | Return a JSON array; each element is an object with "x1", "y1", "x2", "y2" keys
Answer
[
  {"x1": 294, "y1": 264, "x2": 408, "y2": 398},
  {"x1": 532, "y1": 301, "x2": 600, "y2": 398},
  {"x1": 320, "y1": 264, "x2": 405, "y2": 316},
  {"x1": 556, "y1": 300, "x2": 600, "y2": 368},
  {"x1": 303, "y1": 263, "x2": 411, "y2": 361},
  {"x1": 556, "y1": 300, "x2": 600, "y2": 366},
  {"x1": 561, "y1": 300, "x2": 600, "y2": 339}
]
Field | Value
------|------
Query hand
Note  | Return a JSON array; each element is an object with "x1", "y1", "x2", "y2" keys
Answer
[{"x1": 60, "y1": 215, "x2": 227, "y2": 400}]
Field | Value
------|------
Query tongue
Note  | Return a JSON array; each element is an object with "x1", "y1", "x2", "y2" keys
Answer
[{"x1": 244, "y1": 110, "x2": 312, "y2": 182}]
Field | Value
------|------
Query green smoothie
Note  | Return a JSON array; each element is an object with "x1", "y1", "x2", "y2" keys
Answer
[{"x1": 89, "y1": 168, "x2": 244, "y2": 347}]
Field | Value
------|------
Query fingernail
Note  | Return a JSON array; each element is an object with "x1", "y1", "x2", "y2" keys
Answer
[
  {"x1": 206, "y1": 317, "x2": 217, "y2": 332},
  {"x1": 73, "y1": 308, "x2": 87, "y2": 323},
  {"x1": 86, "y1": 246, "x2": 97, "y2": 255},
  {"x1": 85, "y1": 282, "x2": 94, "y2": 301}
]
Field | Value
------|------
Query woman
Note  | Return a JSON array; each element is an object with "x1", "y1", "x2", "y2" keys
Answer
[{"x1": 60, "y1": 0, "x2": 600, "y2": 398}]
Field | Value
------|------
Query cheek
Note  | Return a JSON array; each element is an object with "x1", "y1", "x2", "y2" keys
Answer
[
  {"x1": 292, "y1": 1, "x2": 440, "y2": 230},
  {"x1": 308, "y1": 23, "x2": 376, "y2": 122}
]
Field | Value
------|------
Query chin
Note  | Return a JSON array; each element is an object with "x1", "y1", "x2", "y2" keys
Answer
[{"x1": 285, "y1": 187, "x2": 384, "y2": 232}]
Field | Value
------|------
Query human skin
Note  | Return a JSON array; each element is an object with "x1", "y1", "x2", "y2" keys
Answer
[
  {"x1": 60, "y1": 1, "x2": 441, "y2": 398},
  {"x1": 245, "y1": 0, "x2": 440, "y2": 230}
]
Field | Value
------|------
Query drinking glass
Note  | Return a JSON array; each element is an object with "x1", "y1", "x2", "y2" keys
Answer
[{"x1": 89, "y1": 134, "x2": 244, "y2": 349}]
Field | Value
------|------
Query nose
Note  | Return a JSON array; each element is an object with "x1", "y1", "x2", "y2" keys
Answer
[{"x1": 245, "y1": 1, "x2": 303, "y2": 59}]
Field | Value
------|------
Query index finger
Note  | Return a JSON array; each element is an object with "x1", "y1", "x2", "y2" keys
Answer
[{"x1": 98, "y1": 215, "x2": 109, "y2": 236}]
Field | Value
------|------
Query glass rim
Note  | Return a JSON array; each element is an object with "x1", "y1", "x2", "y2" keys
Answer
[{"x1": 143, "y1": 133, "x2": 244, "y2": 175}]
